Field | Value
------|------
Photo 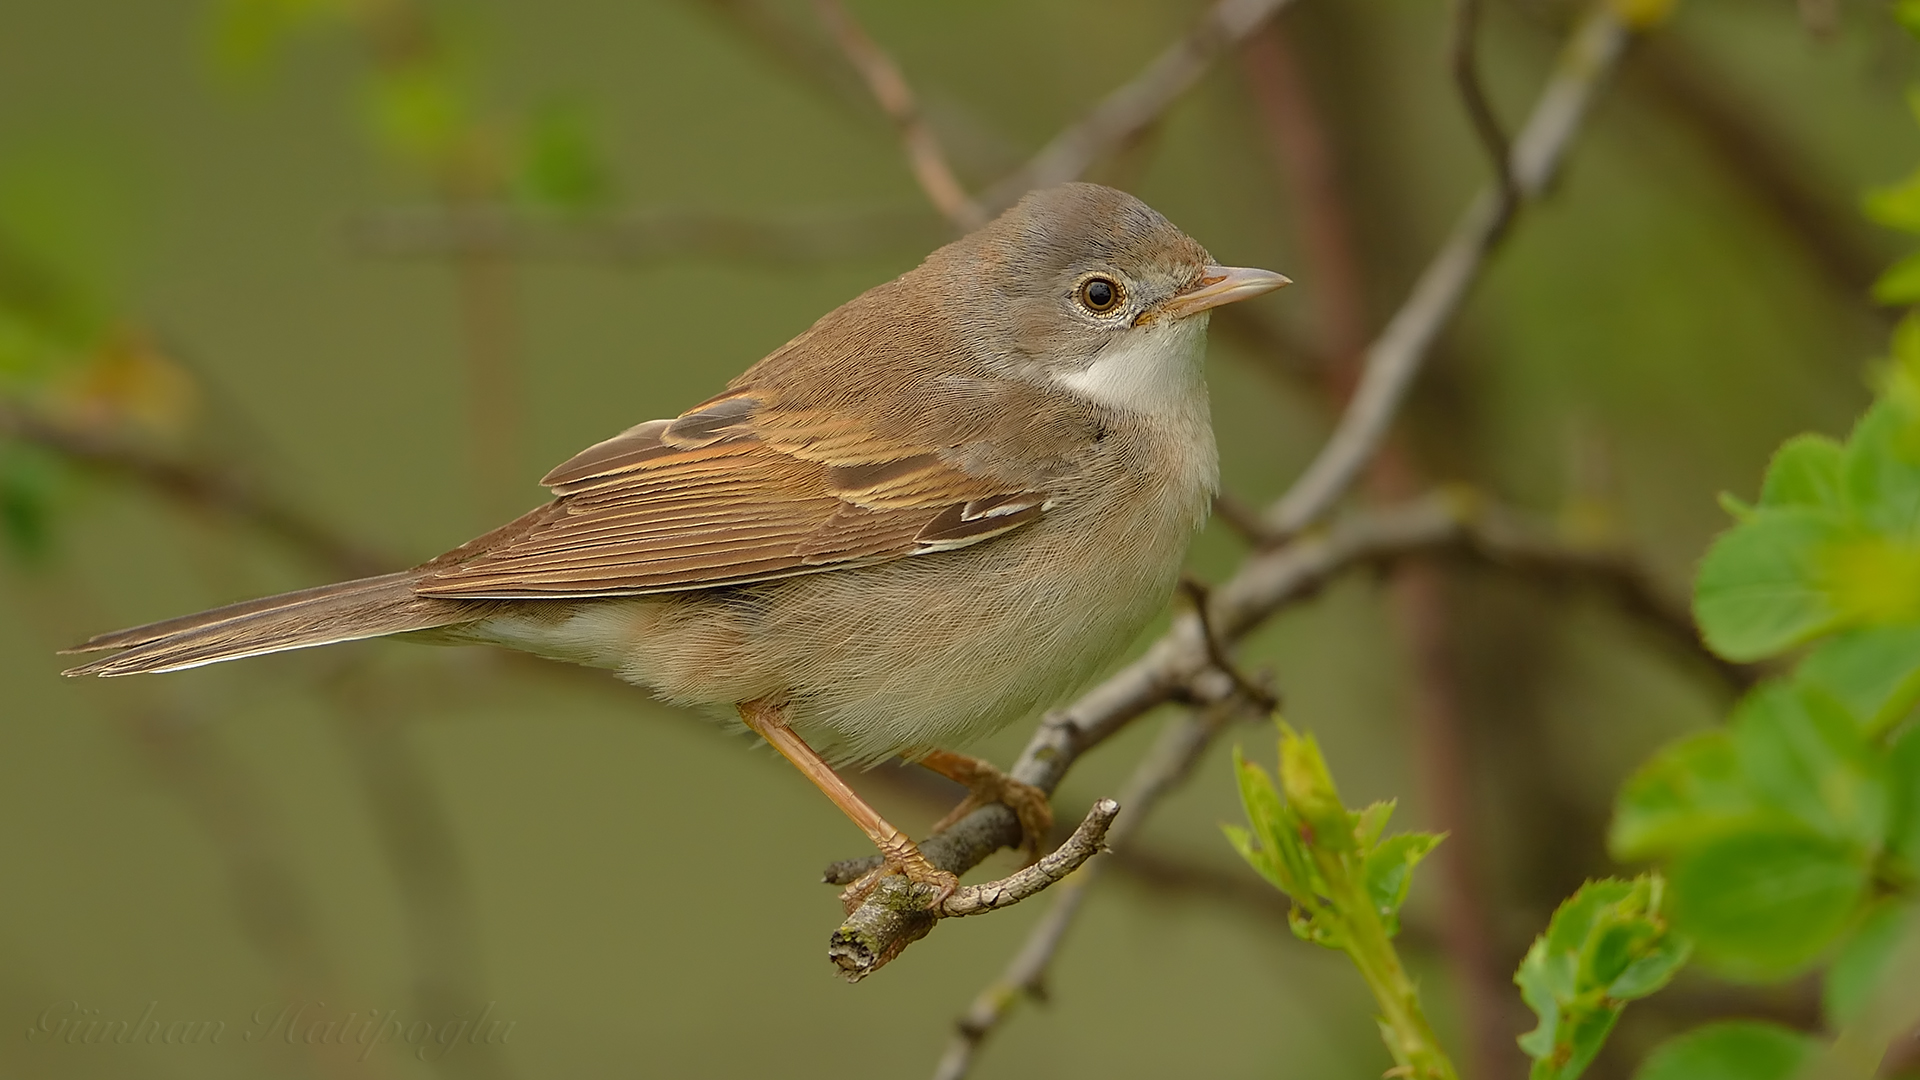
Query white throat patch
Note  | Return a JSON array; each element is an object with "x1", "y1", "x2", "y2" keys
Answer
[{"x1": 1052, "y1": 316, "x2": 1208, "y2": 414}]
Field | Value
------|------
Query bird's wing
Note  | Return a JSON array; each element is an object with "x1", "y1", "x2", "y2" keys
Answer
[{"x1": 412, "y1": 390, "x2": 1050, "y2": 599}]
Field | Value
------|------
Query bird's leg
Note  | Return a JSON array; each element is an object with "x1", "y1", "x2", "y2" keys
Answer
[
  {"x1": 918, "y1": 749, "x2": 1054, "y2": 866},
  {"x1": 736, "y1": 696, "x2": 957, "y2": 911}
]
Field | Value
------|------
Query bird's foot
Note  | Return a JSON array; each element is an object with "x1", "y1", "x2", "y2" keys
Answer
[
  {"x1": 921, "y1": 750, "x2": 1055, "y2": 866},
  {"x1": 837, "y1": 845, "x2": 958, "y2": 914}
]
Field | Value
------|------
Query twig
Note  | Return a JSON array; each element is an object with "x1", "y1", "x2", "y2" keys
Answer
[
  {"x1": 1210, "y1": 491, "x2": 1273, "y2": 545},
  {"x1": 825, "y1": 799, "x2": 1120, "y2": 981},
  {"x1": 813, "y1": 0, "x2": 984, "y2": 229},
  {"x1": 0, "y1": 402, "x2": 388, "y2": 577},
  {"x1": 1262, "y1": 5, "x2": 1631, "y2": 539},
  {"x1": 931, "y1": 704, "x2": 1244, "y2": 1080},
  {"x1": 1450, "y1": 0, "x2": 1519, "y2": 230},
  {"x1": 976, "y1": 0, "x2": 1304, "y2": 214},
  {"x1": 1179, "y1": 575, "x2": 1280, "y2": 712}
]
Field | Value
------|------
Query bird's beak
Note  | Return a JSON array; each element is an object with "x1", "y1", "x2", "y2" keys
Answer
[{"x1": 1162, "y1": 265, "x2": 1292, "y2": 319}]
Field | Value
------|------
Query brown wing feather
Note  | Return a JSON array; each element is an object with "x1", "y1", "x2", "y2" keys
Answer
[{"x1": 413, "y1": 392, "x2": 1050, "y2": 600}]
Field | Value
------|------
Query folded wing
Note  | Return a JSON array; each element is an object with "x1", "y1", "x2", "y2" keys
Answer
[{"x1": 412, "y1": 390, "x2": 1050, "y2": 599}]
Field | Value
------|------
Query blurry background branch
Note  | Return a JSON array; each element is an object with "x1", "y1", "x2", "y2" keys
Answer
[
  {"x1": 348, "y1": 204, "x2": 942, "y2": 264},
  {"x1": 0, "y1": 401, "x2": 388, "y2": 577},
  {"x1": 1264, "y1": 5, "x2": 1629, "y2": 539},
  {"x1": 977, "y1": 0, "x2": 1303, "y2": 213},
  {"x1": 813, "y1": 0, "x2": 983, "y2": 229}
]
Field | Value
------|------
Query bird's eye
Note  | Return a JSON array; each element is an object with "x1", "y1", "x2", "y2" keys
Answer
[{"x1": 1078, "y1": 277, "x2": 1123, "y2": 314}]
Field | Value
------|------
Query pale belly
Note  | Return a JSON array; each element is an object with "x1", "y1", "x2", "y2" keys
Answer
[{"x1": 473, "y1": 489, "x2": 1203, "y2": 767}]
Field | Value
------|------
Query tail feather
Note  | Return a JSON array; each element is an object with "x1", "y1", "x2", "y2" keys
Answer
[{"x1": 62, "y1": 572, "x2": 488, "y2": 677}]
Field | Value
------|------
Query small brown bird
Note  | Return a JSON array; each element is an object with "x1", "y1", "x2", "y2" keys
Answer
[{"x1": 64, "y1": 183, "x2": 1288, "y2": 903}]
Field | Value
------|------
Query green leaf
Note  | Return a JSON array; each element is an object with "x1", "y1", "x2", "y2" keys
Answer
[
  {"x1": 1889, "y1": 723, "x2": 1920, "y2": 877},
  {"x1": 1759, "y1": 434, "x2": 1846, "y2": 511},
  {"x1": 1823, "y1": 900, "x2": 1919, "y2": 1027},
  {"x1": 1668, "y1": 829, "x2": 1869, "y2": 980},
  {"x1": 1841, "y1": 399, "x2": 1920, "y2": 542},
  {"x1": 1875, "y1": 249, "x2": 1920, "y2": 306},
  {"x1": 1730, "y1": 684, "x2": 1888, "y2": 849},
  {"x1": 1355, "y1": 800, "x2": 1395, "y2": 848},
  {"x1": 1606, "y1": 930, "x2": 1690, "y2": 1000},
  {"x1": 1514, "y1": 935, "x2": 1565, "y2": 1062},
  {"x1": 1278, "y1": 725, "x2": 1350, "y2": 849},
  {"x1": 1693, "y1": 509, "x2": 1855, "y2": 661},
  {"x1": 1867, "y1": 166, "x2": 1920, "y2": 233},
  {"x1": 1717, "y1": 491, "x2": 1756, "y2": 523},
  {"x1": 1610, "y1": 731, "x2": 1764, "y2": 861},
  {"x1": 1221, "y1": 823, "x2": 1284, "y2": 893},
  {"x1": 1362, "y1": 831, "x2": 1442, "y2": 937},
  {"x1": 1797, "y1": 622, "x2": 1920, "y2": 736},
  {"x1": 1631, "y1": 1021, "x2": 1821, "y2": 1080},
  {"x1": 1229, "y1": 746, "x2": 1316, "y2": 901},
  {"x1": 1515, "y1": 876, "x2": 1685, "y2": 1080}
]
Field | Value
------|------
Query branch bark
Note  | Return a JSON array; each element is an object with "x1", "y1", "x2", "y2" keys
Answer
[{"x1": 826, "y1": 799, "x2": 1120, "y2": 981}]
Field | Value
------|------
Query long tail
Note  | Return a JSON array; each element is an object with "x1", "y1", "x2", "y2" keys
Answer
[{"x1": 61, "y1": 572, "x2": 489, "y2": 677}]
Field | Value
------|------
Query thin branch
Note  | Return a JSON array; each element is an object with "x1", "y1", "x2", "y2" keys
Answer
[
  {"x1": 931, "y1": 704, "x2": 1245, "y2": 1079},
  {"x1": 977, "y1": 0, "x2": 1304, "y2": 214},
  {"x1": 1262, "y1": 5, "x2": 1630, "y2": 539},
  {"x1": 827, "y1": 488, "x2": 1747, "y2": 960},
  {"x1": 825, "y1": 799, "x2": 1120, "y2": 981},
  {"x1": 1180, "y1": 575, "x2": 1280, "y2": 712},
  {"x1": 813, "y1": 0, "x2": 984, "y2": 229},
  {"x1": 1450, "y1": 0, "x2": 1519, "y2": 230},
  {"x1": 0, "y1": 401, "x2": 388, "y2": 577}
]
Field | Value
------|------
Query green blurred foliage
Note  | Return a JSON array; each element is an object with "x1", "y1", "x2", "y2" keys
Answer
[{"x1": 1630, "y1": 1020, "x2": 1822, "y2": 1080}]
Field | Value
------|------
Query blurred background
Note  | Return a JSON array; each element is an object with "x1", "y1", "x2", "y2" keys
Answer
[{"x1": 0, "y1": 0, "x2": 1910, "y2": 1077}]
